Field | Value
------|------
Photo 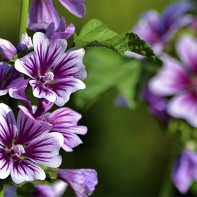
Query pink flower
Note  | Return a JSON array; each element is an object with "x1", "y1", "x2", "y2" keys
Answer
[{"x1": 149, "y1": 35, "x2": 197, "y2": 127}]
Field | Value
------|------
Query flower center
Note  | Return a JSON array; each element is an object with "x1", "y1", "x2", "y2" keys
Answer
[
  {"x1": 10, "y1": 144, "x2": 25, "y2": 157},
  {"x1": 44, "y1": 72, "x2": 54, "y2": 83},
  {"x1": 39, "y1": 114, "x2": 51, "y2": 124}
]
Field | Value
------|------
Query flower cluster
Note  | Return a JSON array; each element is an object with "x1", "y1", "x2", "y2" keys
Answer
[
  {"x1": 0, "y1": 0, "x2": 98, "y2": 196},
  {"x1": 123, "y1": 0, "x2": 197, "y2": 195}
]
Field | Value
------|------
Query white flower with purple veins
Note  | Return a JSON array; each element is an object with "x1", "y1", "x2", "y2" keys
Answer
[
  {"x1": 20, "y1": 104, "x2": 87, "y2": 152},
  {"x1": 15, "y1": 32, "x2": 86, "y2": 106},
  {"x1": 0, "y1": 103, "x2": 63, "y2": 184},
  {"x1": 149, "y1": 35, "x2": 197, "y2": 127}
]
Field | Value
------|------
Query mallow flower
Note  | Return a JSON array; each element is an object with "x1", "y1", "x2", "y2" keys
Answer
[
  {"x1": 45, "y1": 17, "x2": 75, "y2": 40},
  {"x1": 172, "y1": 149, "x2": 197, "y2": 194},
  {"x1": 0, "y1": 62, "x2": 24, "y2": 98},
  {"x1": 0, "y1": 33, "x2": 33, "y2": 101},
  {"x1": 0, "y1": 103, "x2": 63, "y2": 184},
  {"x1": 27, "y1": 0, "x2": 85, "y2": 31},
  {"x1": 149, "y1": 35, "x2": 197, "y2": 127},
  {"x1": 19, "y1": 104, "x2": 87, "y2": 152},
  {"x1": 0, "y1": 32, "x2": 32, "y2": 61},
  {"x1": 15, "y1": 32, "x2": 86, "y2": 107},
  {"x1": 57, "y1": 169, "x2": 98, "y2": 197},
  {"x1": 133, "y1": 1, "x2": 194, "y2": 55},
  {"x1": 28, "y1": 15, "x2": 75, "y2": 41}
]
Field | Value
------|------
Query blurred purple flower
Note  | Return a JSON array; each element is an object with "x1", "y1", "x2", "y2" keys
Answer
[
  {"x1": 15, "y1": 32, "x2": 86, "y2": 106},
  {"x1": 33, "y1": 180, "x2": 67, "y2": 197},
  {"x1": 27, "y1": 0, "x2": 85, "y2": 31},
  {"x1": 0, "y1": 33, "x2": 32, "y2": 61},
  {"x1": 57, "y1": 169, "x2": 98, "y2": 197},
  {"x1": 0, "y1": 103, "x2": 63, "y2": 184},
  {"x1": 4, "y1": 186, "x2": 17, "y2": 197},
  {"x1": 142, "y1": 86, "x2": 170, "y2": 124},
  {"x1": 149, "y1": 35, "x2": 197, "y2": 127},
  {"x1": 172, "y1": 149, "x2": 197, "y2": 194},
  {"x1": 133, "y1": 1, "x2": 194, "y2": 55},
  {"x1": 115, "y1": 95, "x2": 130, "y2": 108},
  {"x1": 5, "y1": 181, "x2": 67, "y2": 197}
]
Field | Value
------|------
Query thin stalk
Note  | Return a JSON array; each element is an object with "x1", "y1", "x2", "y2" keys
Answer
[
  {"x1": 18, "y1": 0, "x2": 29, "y2": 39},
  {"x1": 158, "y1": 140, "x2": 177, "y2": 197},
  {"x1": 0, "y1": 183, "x2": 6, "y2": 197}
]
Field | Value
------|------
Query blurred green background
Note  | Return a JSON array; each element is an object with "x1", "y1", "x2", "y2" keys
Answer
[{"x1": 0, "y1": 0, "x2": 178, "y2": 196}]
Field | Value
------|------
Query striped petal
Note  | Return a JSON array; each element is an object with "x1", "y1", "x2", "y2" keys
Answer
[
  {"x1": 29, "y1": 80, "x2": 57, "y2": 103},
  {"x1": 57, "y1": 169, "x2": 98, "y2": 197},
  {"x1": 16, "y1": 108, "x2": 52, "y2": 145},
  {"x1": 0, "y1": 39, "x2": 17, "y2": 60},
  {"x1": 24, "y1": 132, "x2": 63, "y2": 168},
  {"x1": 58, "y1": 0, "x2": 86, "y2": 18},
  {"x1": 0, "y1": 103, "x2": 17, "y2": 148},
  {"x1": 0, "y1": 146, "x2": 11, "y2": 179},
  {"x1": 53, "y1": 48, "x2": 86, "y2": 80},
  {"x1": 15, "y1": 51, "x2": 39, "y2": 79},
  {"x1": 49, "y1": 108, "x2": 85, "y2": 128},
  {"x1": 11, "y1": 159, "x2": 45, "y2": 184},
  {"x1": 33, "y1": 32, "x2": 67, "y2": 75},
  {"x1": 48, "y1": 78, "x2": 86, "y2": 106},
  {"x1": 27, "y1": 0, "x2": 60, "y2": 31}
]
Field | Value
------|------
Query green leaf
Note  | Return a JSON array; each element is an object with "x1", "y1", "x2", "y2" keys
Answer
[
  {"x1": 75, "y1": 47, "x2": 142, "y2": 110},
  {"x1": 74, "y1": 19, "x2": 155, "y2": 60},
  {"x1": 117, "y1": 60, "x2": 141, "y2": 108},
  {"x1": 74, "y1": 19, "x2": 118, "y2": 43}
]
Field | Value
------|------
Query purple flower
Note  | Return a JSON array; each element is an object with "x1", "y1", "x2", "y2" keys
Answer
[
  {"x1": 15, "y1": 32, "x2": 86, "y2": 106},
  {"x1": 57, "y1": 169, "x2": 98, "y2": 197},
  {"x1": 133, "y1": 1, "x2": 194, "y2": 55},
  {"x1": 115, "y1": 95, "x2": 130, "y2": 108},
  {"x1": 4, "y1": 186, "x2": 17, "y2": 197},
  {"x1": 33, "y1": 180, "x2": 67, "y2": 197},
  {"x1": 142, "y1": 86, "x2": 170, "y2": 124},
  {"x1": 0, "y1": 33, "x2": 32, "y2": 61},
  {"x1": 149, "y1": 35, "x2": 197, "y2": 127},
  {"x1": 27, "y1": 0, "x2": 85, "y2": 31},
  {"x1": 0, "y1": 33, "x2": 32, "y2": 99},
  {"x1": 0, "y1": 103, "x2": 63, "y2": 184},
  {"x1": 0, "y1": 39, "x2": 17, "y2": 61},
  {"x1": 46, "y1": 17, "x2": 75, "y2": 40},
  {"x1": 19, "y1": 104, "x2": 87, "y2": 152},
  {"x1": 0, "y1": 62, "x2": 29, "y2": 99},
  {"x1": 172, "y1": 149, "x2": 197, "y2": 194}
]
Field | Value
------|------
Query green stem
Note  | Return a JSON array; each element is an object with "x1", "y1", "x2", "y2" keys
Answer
[
  {"x1": 0, "y1": 183, "x2": 6, "y2": 197},
  {"x1": 18, "y1": 0, "x2": 29, "y2": 39},
  {"x1": 158, "y1": 140, "x2": 177, "y2": 197}
]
